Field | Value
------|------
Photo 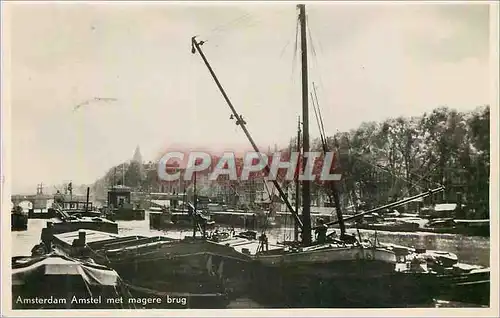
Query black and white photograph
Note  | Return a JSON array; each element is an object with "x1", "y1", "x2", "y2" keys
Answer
[{"x1": 1, "y1": 0, "x2": 498, "y2": 315}]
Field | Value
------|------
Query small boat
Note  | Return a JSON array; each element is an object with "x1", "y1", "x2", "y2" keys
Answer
[
  {"x1": 150, "y1": 202, "x2": 216, "y2": 230},
  {"x1": 45, "y1": 207, "x2": 119, "y2": 235},
  {"x1": 356, "y1": 220, "x2": 421, "y2": 232},
  {"x1": 423, "y1": 218, "x2": 490, "y2": 237},
  {"x1": 12, "y1": 253, "x2": 133, "y2": 309},
  {"x1": 438, "y1": 266, "x2": 490, "y2": 305},
  {"x1": 384, "y1": 244, "x2": 490, "y2": 306},
  {"x1": 11, "y1": 205, "x2": 28, "y2": 231}
]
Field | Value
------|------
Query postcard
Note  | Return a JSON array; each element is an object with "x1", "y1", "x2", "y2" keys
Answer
[{"x1": 2, "y1": 1, "x2": 498, "y2": 317}]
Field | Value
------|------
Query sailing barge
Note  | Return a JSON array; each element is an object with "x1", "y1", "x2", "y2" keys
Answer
[
  {"x1": 44, "y1": 225, "x2": 254, "y2": 308},
  {"x1": 190, "y1": 3, "x2": 490, "y2": 308}
]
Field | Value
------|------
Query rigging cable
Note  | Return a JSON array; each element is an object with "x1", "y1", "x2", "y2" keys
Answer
[
  {"x1": 202, "y1": 13, "x2": 255, "y2": 43},
  {"x1": 306, "y1": 15, "x2": 328, "y2": 96},
  {"x1": 279, "y1": 38, "x2": 292, "y2": 59},
  {"x1": 291, "y1": 12, "x2": 300, "y2": 80},
  {"x1": 209, "y1": 13, "x2": 253, "y2": 34},
  {"x1": 313, "y1": 82, "x2": 327, "y2": 141},
  {"x1": 203, "y1": 8, "x2": 296, "y2": 48},
  {"x1": 311, "y1": 91, "x2": 326, "y2": 148}
]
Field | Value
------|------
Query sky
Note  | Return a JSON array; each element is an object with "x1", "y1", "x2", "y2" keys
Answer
[{"x1": 4, "y1": 1, "x2": 492, "y2": 194}]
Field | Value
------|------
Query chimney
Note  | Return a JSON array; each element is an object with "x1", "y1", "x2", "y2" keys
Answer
[{"x1": 78, "y1": 231, "x2": 86, "y2": 245}]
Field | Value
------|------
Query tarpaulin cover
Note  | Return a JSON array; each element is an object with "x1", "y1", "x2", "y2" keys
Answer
[{"x1": 12, "y1": 254, "x2": 119, "y2": 286}]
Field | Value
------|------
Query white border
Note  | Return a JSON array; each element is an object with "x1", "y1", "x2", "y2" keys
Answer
[{"x1": 1, "y1": 1, "x2": 499, "y2": 317}]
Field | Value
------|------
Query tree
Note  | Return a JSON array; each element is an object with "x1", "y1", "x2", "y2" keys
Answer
[{"x1": 125, "y1": 161, "x2": 143, "y2": 189}]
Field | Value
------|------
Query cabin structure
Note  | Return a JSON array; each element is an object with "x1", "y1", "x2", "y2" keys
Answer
[
  {"x1": 106, "y1": 186, "x2": 145, "y2": 221},
  {"x1": 108, "y1": 186, "x2": 132, "y2": 208}
]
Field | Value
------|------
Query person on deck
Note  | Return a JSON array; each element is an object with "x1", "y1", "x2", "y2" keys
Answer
[
  {"x1": 40, "y1": 222, "x2": 54, "y2": 253},
  {"x1": 314, "y1": 218, "x2": 328, "y2": 244},
  {"x1": 200, "y1": 215, "x2": 208, "y2": 238},
  {"x1": 259, "y1": 233, "x2": 269, "y2": 252},
  {"x1": 258, "y1": 233, "x2": 269, "y2": 252}
]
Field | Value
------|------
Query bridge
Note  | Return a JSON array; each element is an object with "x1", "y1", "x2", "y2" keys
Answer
[
  {"x1": 11, "y1": 194, "x2": 88, "y2": 209},
  {"x1": 11, "y1": 194, "x2": 54, "y2": 209}
]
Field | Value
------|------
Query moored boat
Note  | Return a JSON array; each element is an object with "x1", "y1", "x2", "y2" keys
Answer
[
  {"x1": 382, "y1": 243, "x2": 490, "y2": 306},
  {"x1": 355, "y1": 220, "x2": 421, "y2": 232},
  {"x1": 149, "y1": 202, "x2": 216, "y2": 230},
  {"x1": 423, "y1": 218, "x2": 490, "y2": 237},
  {"x1": 12, "y1": 253, "x2": 133, "y2": 309},
  {"x1": 43, "y1": 203, "x2": 119, "y2": 235},
  {"x1": 12, "y1": 205, "x2": 28, "y2": 231},
  {"x1": 46, "y1": 228, "x2": 253, "y2": 307}
]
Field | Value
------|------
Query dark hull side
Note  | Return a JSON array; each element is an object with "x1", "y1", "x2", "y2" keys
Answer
[
  {"x1": 149, "y1": 212, "x2": 216, "y2": 230},
  {"x1": 120, "y1": 280, "x2": 230, "y2": 309},
  {"x1": 437, "y1": 269, "x2": 490, "y2": 306},
  {"x1": 52, "y1": 221, "x2": 119, "y2": 235},
  {"x1": 79, "y1": 238, "x2": 253, "y2": 305},
  {"x1": 249, "y1": 259, "x2": 490, "y2": 308},
  {"x1": 422, "y1": 226, "x2": 490, "y2": 238},
  {"x1": 65, "y1": 210, "x2": 103, "y2": 218},
  {"x1": 28, "y1": 209, "x2": 54, "y2": 219},
  {"x1": 249, "y1": 262, "x2": 438, "y2": 308},
  {"x1": 345, "y1": 222, "x2": 490, "y2": 237},
  {"x1": 12, "y1": 214, "x2": 28, "y2": 231},
  {"x1": 108, "y1": 208, "x2": 145, "y2": 221},
  {"x1": 210, "y1": 213, "x2": 272, "y2": 230},
  {"x1": 356, "y1": 223, "x2": 420, "y2": 232}
]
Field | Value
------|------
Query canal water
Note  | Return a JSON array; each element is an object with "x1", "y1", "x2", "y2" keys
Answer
[{"x1": 11, "y1": 211, "x2": 490, "y2": 308}]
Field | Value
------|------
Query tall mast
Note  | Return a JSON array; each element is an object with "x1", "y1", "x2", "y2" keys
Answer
[
  {"x1": 191, "y1": 37, "x2": 304, "y2": 230},
  {"x1": 298, "y1": 4, "x2": 312, "y2": 246},
  {"x1": 85, "y1": 187, "x2": 90, "y2": 213},
  {"x1": 193, "y1": 170, "x2": 197, "y2": 237},
  {"x1": 294, "y1": 116, "x2": 301, "y2": 241}
]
